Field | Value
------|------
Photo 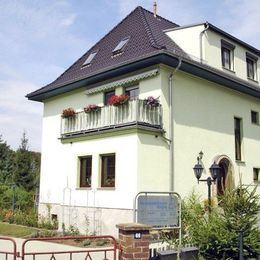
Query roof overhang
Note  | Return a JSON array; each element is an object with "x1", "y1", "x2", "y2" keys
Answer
[{"x1": 27, "y1": 51, "x2": 260, "y2": 101}]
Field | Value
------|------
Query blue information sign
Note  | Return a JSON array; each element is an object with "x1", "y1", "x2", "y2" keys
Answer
[{"x1": 137, "y1": 195, "x2": 178, "y2": 227}]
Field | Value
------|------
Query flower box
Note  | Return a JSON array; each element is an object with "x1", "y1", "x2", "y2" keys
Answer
[
  {"x1": 144, "y1": 96, "x2": 160, "y2": 107},
  {"x1": 108, "y1": 94, "x2": 129, "y2": 106},
  {"x1": 84, "y1": 104, "x2": 101, "y2": 113},
  {"x1": 62, "y1": 108, "x2": 76, "y2": 118}
]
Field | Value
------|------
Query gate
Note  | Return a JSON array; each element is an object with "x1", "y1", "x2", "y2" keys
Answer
[
  {"x1": 0, "y1": 236, "x2": 18, "y2": 260},
  {"x1": 21, "y1": 235, "x2": 119, "y2": 260}
]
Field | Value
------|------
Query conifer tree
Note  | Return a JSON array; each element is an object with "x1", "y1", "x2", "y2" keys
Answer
[
  {"x1": 13, "y1": 132, "x2": 35, "y2": 191},
  {"x1": 0, "y1": 135, "x2": 14, "y2": 184}
]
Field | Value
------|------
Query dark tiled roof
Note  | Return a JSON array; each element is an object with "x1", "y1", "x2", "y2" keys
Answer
[{"x1": 28, "y1": 6, "x2": 187, "y2": 99}]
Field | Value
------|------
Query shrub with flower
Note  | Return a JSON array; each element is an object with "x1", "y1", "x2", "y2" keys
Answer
[
  {"x1": 84, "y1": 104, "x2": 100, "y2": 113},
  {"x1": 108, "y1": 94, "x2": 129, "y2": 106},
  {"x1": 62, "y1": 108, "x2": 76, "y2": 118},
  {"x1": 144, "y1": 96, "x2": 160, "y2": 107}
]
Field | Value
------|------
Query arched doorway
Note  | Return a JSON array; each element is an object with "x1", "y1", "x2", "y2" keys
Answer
[{"x1": 213, "y1": 155, "x2": 235, "y2": 196}]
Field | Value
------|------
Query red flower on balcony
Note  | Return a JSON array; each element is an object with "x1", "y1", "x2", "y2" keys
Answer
[
  {"x1": 62, "y1": 107, "x2": 76, "y2": 118},
  {"x1": 84, "y1": 104, "x2": 101, "y2": 113},
  {"x1": 108, "y1": 94, "x2": 129, "y2": 106}
]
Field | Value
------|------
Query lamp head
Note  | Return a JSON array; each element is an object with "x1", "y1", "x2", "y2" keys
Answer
[
  {"x1": 193, "y1": 157, "x2": 204, "y2": 182},
  {"x1": 209, "y1": 162, "x2": 221, "y2": 181}
]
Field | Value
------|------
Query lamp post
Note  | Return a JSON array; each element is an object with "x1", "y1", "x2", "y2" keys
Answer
[{"x1": 193, "y1": 152, "x2": 221, "y2": 213}]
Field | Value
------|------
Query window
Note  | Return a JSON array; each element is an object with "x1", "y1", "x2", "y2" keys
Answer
[
  {"x1": 101, "y1": 154, "x2": 115, "y2": 187},
  {"x1": 113, "y1": 37, "x2": 130, "y2": 55},
  {"x1": 82, "y1": 51, "x2": 98, "y2": 66},
  {"x1": 246, "y1": 53, "x2": 258, "y2": 81},
  {"x1": 253, "y1": 168, "x2": 260, "y2": 183},
  {"x1": 251, "y1": 110, "x2": 259, "y2": 124},
  {"x1": 125, "y1": 86, "x2": 139, "y2": 100},
  {"x1": 79, "y1": 156, "x2": 92, "y2": 187},
  {"x1": 221, "y1": 40, "x2": 235, "y2": 70},
  {"x1": 234, "y1": 117, "x2": 242, "y2": 161},
  {"x1": 104, "y1": 90, "x2": 115, "y2": 105}
]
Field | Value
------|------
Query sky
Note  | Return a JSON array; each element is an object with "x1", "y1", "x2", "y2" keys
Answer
[{"x1": 0, "y1": 0, "x2": 259, "y2": 152}]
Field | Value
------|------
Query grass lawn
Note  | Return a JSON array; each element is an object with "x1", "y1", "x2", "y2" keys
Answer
[{"x1": 0, "y1": 222, "x2": 38, "y2": 238}]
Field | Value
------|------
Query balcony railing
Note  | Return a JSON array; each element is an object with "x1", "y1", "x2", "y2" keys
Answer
[{"x1": 61, "y1": 99, "x2": 162, "y2": 137}]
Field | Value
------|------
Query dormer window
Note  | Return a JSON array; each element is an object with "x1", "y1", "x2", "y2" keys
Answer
[
  {"x1": 113, "y1": 37, "x2": 130, "y2": 55},
  {"x1": 82, "y1": 51, "x2": 98, "y2": 66},
  {"x1": 246, "y1": 53, "x2": 258, "y2": 81},
  {"x1": 221, "y1": 40, "x2": 235, "y2": 71}
]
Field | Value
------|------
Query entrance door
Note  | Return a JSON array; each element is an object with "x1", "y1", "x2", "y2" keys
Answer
[{"x1": 217, "y1": 160, "x2": 228, "y2": 196}]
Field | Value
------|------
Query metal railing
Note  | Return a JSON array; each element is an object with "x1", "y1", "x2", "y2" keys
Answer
[
  {"x1": 61, "y1": 99, "x2": 162, "y2": 136},
  {"x1": 0, "y1": 237, "x2": 18, "y2": 260},
  {"x1": 21, "y1": 235, "x2": 119, "y2": 260}
]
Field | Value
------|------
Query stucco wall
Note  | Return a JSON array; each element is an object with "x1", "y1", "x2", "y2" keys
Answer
[
  {"x1": 170, "y1": 69, "x2": 260, "y2": 198},
  {"x1": 204, "y1": 30, "x2": 260, "y2": 84},
  {"x1": 166, "y1": 25, "x2": 204, "y2": 61}
]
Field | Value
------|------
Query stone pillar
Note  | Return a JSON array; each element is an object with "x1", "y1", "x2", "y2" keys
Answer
[{"x1": 116, "y1": 223, "x2": 151, "y2": 260}]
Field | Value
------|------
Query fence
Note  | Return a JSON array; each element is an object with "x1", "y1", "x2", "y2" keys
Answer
[{"x1": 0, "y1": 236, "x2": 18, "y2": 260}]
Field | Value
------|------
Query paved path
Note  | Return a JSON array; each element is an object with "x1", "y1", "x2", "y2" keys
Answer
[{"x1": 0, "y1": 237, "x2": 117, "y2": 260}]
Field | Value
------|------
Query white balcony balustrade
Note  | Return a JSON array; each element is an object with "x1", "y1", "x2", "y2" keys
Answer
[{"x1": 61, "y1": 99, "x2": 162, "y2": 137}]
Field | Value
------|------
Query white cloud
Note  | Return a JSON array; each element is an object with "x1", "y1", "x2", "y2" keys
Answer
[
  {"x1": 60, "y1": 14, "x2": 77, "y2": 27},
  {"x1": 0, "y1": 80, "x2": 42, "y2": 151}
]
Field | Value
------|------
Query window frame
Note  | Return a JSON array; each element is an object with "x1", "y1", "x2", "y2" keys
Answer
[
  {"x1": 82, "y1": 50, "x2": 98, "y2": 67},
  {"x1": 125, "y1": 85, "x2": 139, "y2": 100},
  {"x1": 112, "y1": 37, "x2": 130, "y2": 55},
  {"x1": 221, "y1": 40, "x2": 235, "y2": 71},
  {"x1": 100, "y1": 153, "x2": 116, "y2": 188},
  {"x1": 251, "y1": 110, "x2": 259, "y2": 125},
  {"x1": 253, "y1": 168, "x2": 260, "y2": 184},
  {"x1": 79, "y1": 156, "x2": 92, "y2": 188},
  {"x1": 104, "y1": 90, "x2": 115, "y2": 105},
  {"x1": 246, "y1": 52, "x2": 258, "y2": 81},
  {"x1": 234, "y1": 117, "x2": 243, "y2": 161}
]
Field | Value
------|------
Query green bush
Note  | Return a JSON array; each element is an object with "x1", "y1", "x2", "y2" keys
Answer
[
  {"x1": 0, "y1": 185, "x2": 34, "y2": 211},
  {"x1": 162, "y1": 186, "x2": 260, "y2": 259}
]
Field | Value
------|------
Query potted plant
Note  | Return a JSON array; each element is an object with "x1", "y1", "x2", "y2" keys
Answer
[
  {"x1": 62, "y1": 108, "x2": 76, "y2": 118},
  {"x1": 144, "y1": 96, "x2": 160, "y2": 107},
  {"x1": 108, "y1": 94, "x2": 129, "y2": 106},
  {"x1": 84, "y1": 104, "x2": 101, "y2": 113}
]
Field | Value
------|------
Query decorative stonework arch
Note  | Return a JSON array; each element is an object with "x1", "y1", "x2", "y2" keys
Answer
[{"x1": 212, "y1": 155, "x2": 235, "y2": 196}]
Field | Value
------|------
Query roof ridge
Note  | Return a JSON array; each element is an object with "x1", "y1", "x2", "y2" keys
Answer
[
  {"x1": 138, "y1": 7, "x2": 163, "y2": 50},
  {"x1": 139, "y1": 6, "x2": 180, "y2": 27}
]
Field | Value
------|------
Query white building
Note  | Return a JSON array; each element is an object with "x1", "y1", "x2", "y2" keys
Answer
[{"x1": 27, "y1": 6, "x2": 260, "y2": 236}]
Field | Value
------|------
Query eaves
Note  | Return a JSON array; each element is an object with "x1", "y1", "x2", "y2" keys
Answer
[{"x1": 27, "y1": 50, "x2": 260, "y2": 101}]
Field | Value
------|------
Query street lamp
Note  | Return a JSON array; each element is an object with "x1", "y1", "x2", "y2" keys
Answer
[{"x1": 193, "y1": 152, "x2": 221, "y2": 213}]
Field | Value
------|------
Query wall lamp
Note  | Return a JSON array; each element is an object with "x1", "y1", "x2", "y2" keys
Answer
[{"x1": 193, "y1": 151, "x2": 221, "y2": 212}]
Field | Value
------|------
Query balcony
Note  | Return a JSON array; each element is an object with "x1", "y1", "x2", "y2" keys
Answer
[{"x1": 61, "y1": 99, "x2": 163, "y2": 137}]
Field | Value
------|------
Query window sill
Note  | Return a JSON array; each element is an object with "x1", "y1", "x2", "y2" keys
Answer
[
  {"x1": 251, "y1": 122, "x2": 260, "y2": 126},
  {"x1": 76, "y1": 187, "x2": 92, "y2": 190},
  {"x1": 222, "y1": 67, "x2": 235, "y2": 74},
  {"x1": 247, "y1": 77, "x2": 258, "y2": 83},
  {"x1": 235, "y1": 160, "x2": 246, "y2": 165},
  {"x1": 97, "y1": 187, "x2": 115, "y2": 191}
]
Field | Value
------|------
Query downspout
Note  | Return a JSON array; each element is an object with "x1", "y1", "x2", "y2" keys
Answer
[
  {"x1": 200, "y1": 22, "x2": 209, "y2": 63},
  {"x1": 168, "y1": 59, "x2": 182, "y2": 192}
]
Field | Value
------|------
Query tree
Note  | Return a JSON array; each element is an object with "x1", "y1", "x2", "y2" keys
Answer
[
  {"x1": 180, "y1": 187, "x2": 260, "y2": 259},
  {"x1": 13, "y1": 132, "x2": 35, "y2": 191},
  {"x1": 0, "y1": 135, "x2": 14, "y2": 184}
]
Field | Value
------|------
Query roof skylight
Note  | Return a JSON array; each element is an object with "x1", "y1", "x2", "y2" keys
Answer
[
  {"x1": 82, "y1": 51, "x2": 98, "y2": 66},
  {"x1": 113, "y1": 37, "x2": 130, "y2": 54}
]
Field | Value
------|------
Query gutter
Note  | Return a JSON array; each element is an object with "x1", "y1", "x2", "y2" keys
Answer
[
  {"x1": 27, "y1": 51, "x2": 260, "y2": 102},
  {"x1": 200, "y1": 22, "x2": 209, "y2": 62},
  {"x1": 168, "y1": 58, "x2": 182, "y2": 192}
]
